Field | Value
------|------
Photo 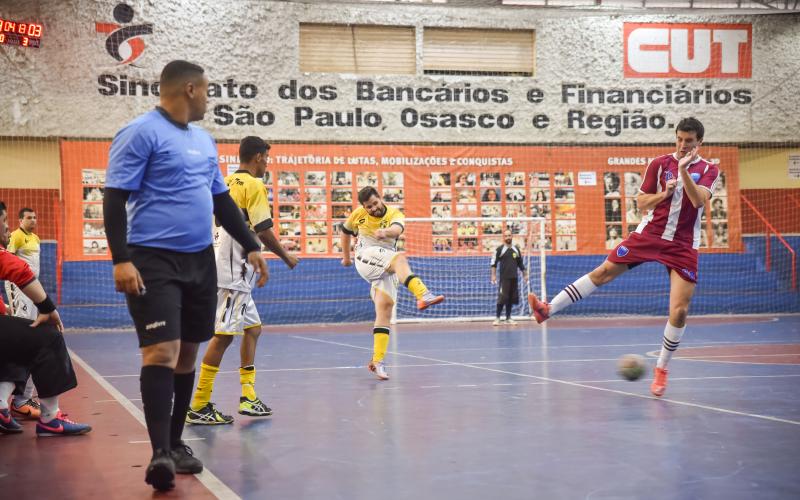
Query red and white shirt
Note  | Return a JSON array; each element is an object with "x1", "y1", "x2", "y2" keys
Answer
[
  {"x1": 0, "y1": 245, "x2": 36, "y2": 315},
  {"x1": 635, "y1": 153, "x2": 719, "y2": 250}
]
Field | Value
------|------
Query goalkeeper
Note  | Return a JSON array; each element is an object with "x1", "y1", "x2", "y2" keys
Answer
[
  {"x1": 490, "y1": 229, "x2": 529, "y2": 326},
  {"x1": 341, "y1": 187, "x2": 444, "y2": 380}
]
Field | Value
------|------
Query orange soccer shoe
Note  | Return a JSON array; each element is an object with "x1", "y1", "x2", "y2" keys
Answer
[
  {"x1": 651, "y1": 367, "x2": 669, "y2": 397},
  {"x1": 417, "y1": 292, "x2": 444, "y2": 310},
  {"x1": 527, "y1": 293, "x2": 551, "y2": 324},
  {"x1": 11, "y1": 398, "x2": 41, "y2": 420}
]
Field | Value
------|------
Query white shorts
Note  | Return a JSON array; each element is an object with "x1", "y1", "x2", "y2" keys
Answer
[
  {"x1": 214, "y1": 289, "x2": 261, "y2": 335},
  {"x1": 355, "y1": 246, "x2": 399, "y2": 304},
  {"x1": 4, "y1": 282, "x2": 37, "y2": 320}
]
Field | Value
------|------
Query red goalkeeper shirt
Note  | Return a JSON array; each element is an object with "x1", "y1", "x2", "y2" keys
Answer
[{"x1": 0, "y1": 244, "x2": 36, "y2": 315}]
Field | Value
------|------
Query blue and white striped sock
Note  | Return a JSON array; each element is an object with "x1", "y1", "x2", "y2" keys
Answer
[
  {"x1": 657, "y1": 322, "x2": 686, "y2": 369},
  {"x1": 549, "y1": 274, "x2": 598, "y2": 315}
]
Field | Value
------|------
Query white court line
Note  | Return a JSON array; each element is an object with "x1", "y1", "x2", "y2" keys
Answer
[
  {"x1": 407, "y1": 375, "x2": 800, "y2": 391},
  {"x1": 645, "y1": 349, "x2": 800, "y2": 365},
  {"x1": 99, "y1": 352, "x2": 800, "y2": 379},
  {"x1": 68, "y1": 349, "x2": 241, "y2": 500},
  {"x1": 399, "y1": 339, "x2": 800, "y2": 354},
  {"x1": 91, "y1": 357, "x2": 687, "y2": 379},
  {"x1": 290, "y1": 336, "x2": 800, "y2": 427},
  {"x1": 101, "y1": 362, "x2": 450, "y2": 378},
  {"x1": 576, "y1": 373, "x2": 800, "y2": 384}
]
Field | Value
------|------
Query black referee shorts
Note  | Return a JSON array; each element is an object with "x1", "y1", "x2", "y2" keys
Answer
[
  {"x1": 0, "y1": 316, "x2": 78, "y2": 398},
  {"x1": 126, "y1": 245, "x2": 217, "y2": 348},
  {"x1": 497, "y1": 278, "x2": 520, "y2": 305}
]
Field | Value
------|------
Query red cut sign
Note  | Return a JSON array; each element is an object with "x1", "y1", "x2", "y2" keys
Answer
[{"x1": 624, "y1": 23, "x2": 752, "y2": 78}]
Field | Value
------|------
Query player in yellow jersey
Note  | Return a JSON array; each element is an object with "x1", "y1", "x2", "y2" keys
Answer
[
  {"x1": 3, "y1": 207, "x2": 42, "y2": 419},
  {"x1": 187, "y1": 137, "x2": 299, "y2": 425},
  {"x1": 341, "y1": 186, "x2": 444, "y2": 380}
]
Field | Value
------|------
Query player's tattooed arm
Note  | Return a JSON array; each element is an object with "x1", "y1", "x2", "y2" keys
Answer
[{"x1": 636, "y1": 181, "x2": 676, "y2": 212}]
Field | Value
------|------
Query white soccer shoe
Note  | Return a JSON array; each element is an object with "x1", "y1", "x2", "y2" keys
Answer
[
  {"x1": 493, "y1": 318, "x2": 504, "y2": 326},
  {"x1": 368, "y1": 361, "x2": 390, "y2": 380},
  {"x1": 506, "y1": 319, "x2": 518, "y2": 325}
]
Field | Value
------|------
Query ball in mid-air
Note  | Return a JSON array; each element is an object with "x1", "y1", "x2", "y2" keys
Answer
[{"x1": 617, "y1": 354, "x2": 646, "y2": 381}]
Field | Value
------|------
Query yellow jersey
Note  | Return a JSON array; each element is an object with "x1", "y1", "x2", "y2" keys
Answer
[
  {"x1": 7, "y1": 228, "x2": 40, "y2": 277},
  {"x1": 343, "y1": 205, "x2": 404, "y2": 253},
  {"x1": 214, "y1": 171, "x2": 272, "y2": 292}
]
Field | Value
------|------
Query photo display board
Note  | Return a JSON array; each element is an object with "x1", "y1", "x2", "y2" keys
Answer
[{"x1": 61, "y1": 141, "x2": 741, "y2": 261}]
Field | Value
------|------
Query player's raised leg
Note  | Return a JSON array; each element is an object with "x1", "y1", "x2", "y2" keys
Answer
[
  {"x1": 651, "y1": 269, "x2": 694, "y2": 397},
  {"x1": 389, "y1": 253, "x2": 444, "y2": 310},
  {"x1": 368, "y1": 287, "x2": 394, "y2": 380},
  {"x1": 528, "y1": 260, "x2": 627, "y2": 323}
]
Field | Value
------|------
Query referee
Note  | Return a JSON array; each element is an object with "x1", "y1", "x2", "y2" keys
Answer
[{"x1": 103, "y1": 60, "x2": 267, "y2": 492}]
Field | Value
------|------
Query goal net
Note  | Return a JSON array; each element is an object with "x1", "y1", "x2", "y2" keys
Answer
[{"x1": 394, "y1": 217, "x2": 547, "y2": 323}]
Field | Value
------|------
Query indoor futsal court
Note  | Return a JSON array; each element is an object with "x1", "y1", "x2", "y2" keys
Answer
[
  {"x1": 2, "y1": 1, "x2": 800, "y2": 499},
  {"x1": 4, "y1": 316, "x2": 800, "y2": 498}
]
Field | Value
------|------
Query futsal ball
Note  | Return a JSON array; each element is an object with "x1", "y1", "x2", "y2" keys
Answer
[{"x1": 617, "y1": 354, "x2": 646, "y2": 381}]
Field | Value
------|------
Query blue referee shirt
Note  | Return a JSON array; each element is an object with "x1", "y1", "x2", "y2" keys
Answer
[{"x1": 106, "y1": 107, "x2": 227, "y2": 253}]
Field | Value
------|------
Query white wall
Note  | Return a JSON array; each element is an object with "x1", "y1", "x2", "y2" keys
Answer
[{"x1": 0, "y1": 1, "x2": 798, "y2": 143}]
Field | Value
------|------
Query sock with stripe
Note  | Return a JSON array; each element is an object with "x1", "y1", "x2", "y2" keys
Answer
[
  {"x1": 656, "y1": 322, "x2": 686, "y2": 369},
  {"x1": 190, "y1": 363, "x2": 219, "y2": 411},
  {"x1": 372, "y1": 327, "x2": 390, "y2": 363},
  {"x1": 549, "y1": 274, "x2": 597, "y2": 315},
  {"x1": 404, "y1": 275, "x2": 429, "y2": 300},
  {"x1": 240, "y1": 365, "x2": 257, "y2": 401}
]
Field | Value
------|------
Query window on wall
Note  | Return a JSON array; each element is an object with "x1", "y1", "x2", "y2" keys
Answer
[
  {"x1": 299, "y1": 24, "x2": 416, "y2": 74},
  {"x1": 422, "y1": 28, "x2": 535, "y2": 76}
]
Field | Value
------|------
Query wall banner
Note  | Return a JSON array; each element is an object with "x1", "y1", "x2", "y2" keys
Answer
[{"x1": 61, "y1": 140, "x2": 741, "y2": 262}]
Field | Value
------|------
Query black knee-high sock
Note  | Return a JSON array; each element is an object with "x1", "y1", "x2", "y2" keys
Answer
[
  {"x1": 496, "y1": 303, "x2": 504, "y2": 318},
  {"x1": 140, "y1": 365, "x2": 174, "y2": 453},
  {"x1": 170, "y1": 371, "x2": 195, "y2": 448},
  {"x1": 505, "y1": 301, "x2": 513, "y2": 320}
]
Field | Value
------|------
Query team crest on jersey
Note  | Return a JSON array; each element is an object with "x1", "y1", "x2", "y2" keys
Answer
[
  {"x1": 690, "y1": 172, "x2": 701, "y2": 182},
  {"x1": 664, "y1": 171, "x2": 674, "y2": 181},
  {"x1": 616, "y1": 245, "x2": 629, "y2": 257}
]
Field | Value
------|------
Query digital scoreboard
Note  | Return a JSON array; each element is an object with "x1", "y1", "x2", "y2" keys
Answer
[{"x1": 0, "y1": 18, "x2": 43, "y2": 48}]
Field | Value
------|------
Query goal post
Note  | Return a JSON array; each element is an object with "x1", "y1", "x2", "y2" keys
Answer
[{"x1": 392, "y1": 216, "x2": 547, "y2": 323}]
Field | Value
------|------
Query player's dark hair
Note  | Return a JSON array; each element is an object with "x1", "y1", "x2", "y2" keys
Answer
[
  {"x1": 0, "y1": 201, "x2": 6, "y2": 215},
  {"x1": 676, "y1": 117, "x2": 704, "y2": 141},
  {"x1": 239, "y1": 136, "x2": 270, "y2": 163},
  {"x1": 160, "y1": 60, "x2": 205, "y2": 88},
  {"x1": 358, "y1": 186, "x2": 380, "y2": 204},
  {"x1": 19, "y1": 207, "x2": 34, "y2": 219}
]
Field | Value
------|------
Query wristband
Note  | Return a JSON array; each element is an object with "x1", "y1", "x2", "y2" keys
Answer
[{"x1": 35, "y1": 295, "x2": 57, "y2": 314}]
